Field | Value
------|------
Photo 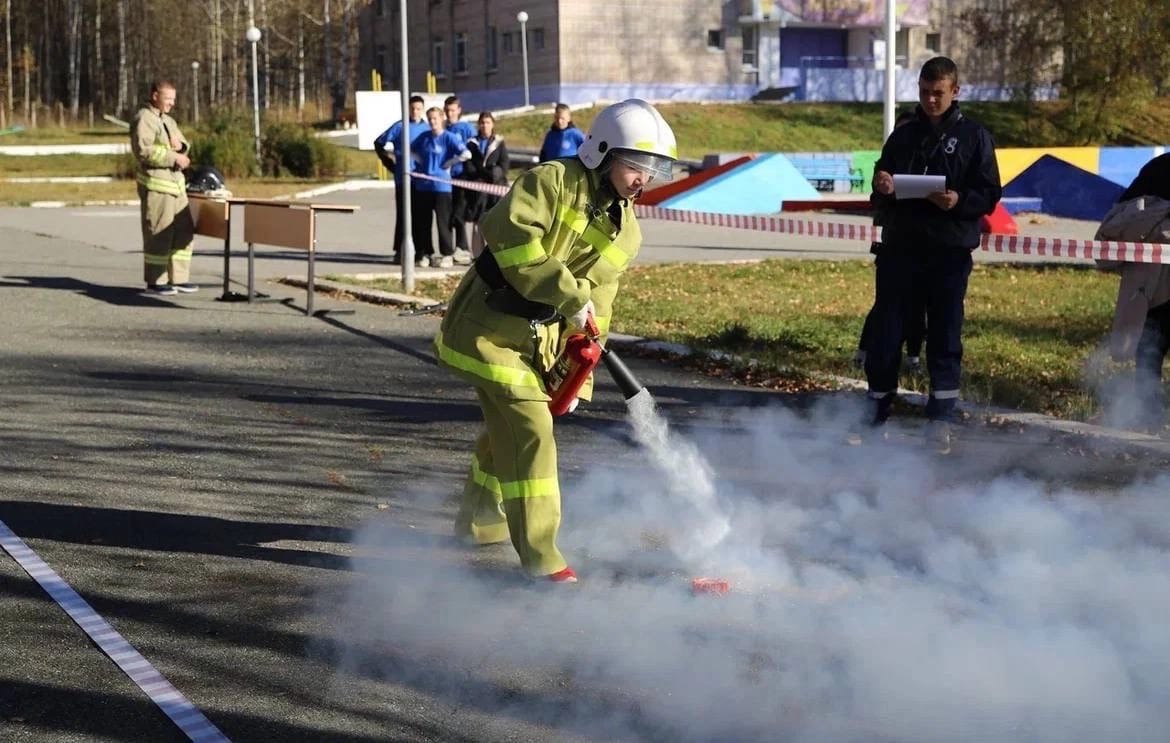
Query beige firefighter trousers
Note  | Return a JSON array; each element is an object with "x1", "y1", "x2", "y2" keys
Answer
[
  {"x1": 455, "y1": 388, "x2": 568, "y2": 576},
  {"x1": 138, "y1": 185, "x2": 194, "y2": 286}
]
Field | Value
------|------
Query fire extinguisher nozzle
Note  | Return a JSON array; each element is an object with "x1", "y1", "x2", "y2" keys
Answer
[{"x1": 601, "y1": 347, "x2": 644, "y2": 400}]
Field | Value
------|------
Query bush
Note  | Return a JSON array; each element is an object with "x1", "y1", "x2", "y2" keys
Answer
[
  {"x1": 189, "y1": 111, "x2": 260, "y2": 179},
  {"x1": 261, "y1": 122, "x2": 344, "y2": 178}
]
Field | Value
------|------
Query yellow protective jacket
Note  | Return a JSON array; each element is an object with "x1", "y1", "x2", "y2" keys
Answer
[
  {"x1": 130, "y1": 105, "x2": 188, "y2": 196},
  {"x1": 436, "y1": 157, "x2": 641, "y2": 401}
]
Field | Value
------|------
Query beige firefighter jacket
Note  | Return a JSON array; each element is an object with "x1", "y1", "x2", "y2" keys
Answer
[
  {"x1": 130, "y1": 105, "x2": 189, "y2": 196},
  {"x1": 1094, "y1": 195, "x2": 1170, "y2": 361},
  {"x1": 436, "y1": 157, "x2": 641, "y2": 401}
]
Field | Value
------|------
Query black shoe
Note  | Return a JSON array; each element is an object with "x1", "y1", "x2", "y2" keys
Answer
[
  {"x1": 389, "y1": 253, "x2": 402, "y2": 265},
  {"x1": 172, "y1": 283, "x2": 199, "y2": 293},
  {"x1": 146, "y1": 283, "x2": 178, "y2": 296}
]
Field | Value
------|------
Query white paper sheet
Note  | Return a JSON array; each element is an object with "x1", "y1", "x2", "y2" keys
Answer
[{"x1": 893, "y1": 174, "x2": 947, "y2": 199}]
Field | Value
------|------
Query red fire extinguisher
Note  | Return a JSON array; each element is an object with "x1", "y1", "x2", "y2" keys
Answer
[{"x1": 547, "y1": 316, "x2": 601, "y2": 416}]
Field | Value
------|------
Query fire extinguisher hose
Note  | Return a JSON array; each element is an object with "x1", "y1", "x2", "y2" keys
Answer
[{"x1": 600, "y1": 346, "x2": 644, "y2": 400}]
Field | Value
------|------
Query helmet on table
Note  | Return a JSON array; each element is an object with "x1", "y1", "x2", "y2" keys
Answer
[
  {"x1": 576, "y1": 99, "x2": 677, "y2": 181},
  {"x1": 186, "y1": 165, "x2": 229, "y2": 195}
]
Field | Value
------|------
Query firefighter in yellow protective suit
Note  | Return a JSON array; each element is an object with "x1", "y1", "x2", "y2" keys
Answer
[
  {"x1": 435, "y1": 99, "x2": 678, "y2": 583},
  {"x1": 131, "y1": 79, "x2": 196, "y2": 295}
]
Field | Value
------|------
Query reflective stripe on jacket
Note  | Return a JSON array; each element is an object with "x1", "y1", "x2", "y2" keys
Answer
[
  {"x1": 436, "y1": 158, "x2": 640, "y2": 401},
  {"x1": 131, "y1": 106, "x2": 186, "y2": 196}
]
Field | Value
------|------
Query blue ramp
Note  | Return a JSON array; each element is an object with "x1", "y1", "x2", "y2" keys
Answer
[
  {"x1": 658, "y1": 153, "x2": 819, "y2": 215},
  {"x1": 1003, "y1": 154, "x2": 1124, "y2": 221}
]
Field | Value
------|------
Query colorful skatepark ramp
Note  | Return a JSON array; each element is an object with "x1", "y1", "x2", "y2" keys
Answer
[
  {"x1": 1002, "y1": 154, "x2": 1125, "y2": 221},
  {"x1": 656, "y1": 153, "x2": 820, "y2": 215}
]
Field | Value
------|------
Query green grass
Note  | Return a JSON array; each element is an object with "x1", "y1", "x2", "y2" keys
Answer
[
  {"x1": 496, "y1": 98, "x2": 1170, "y2": 156},
  {"x1": 353, "y1": 261, "x2": 1125, "y2": 421}
]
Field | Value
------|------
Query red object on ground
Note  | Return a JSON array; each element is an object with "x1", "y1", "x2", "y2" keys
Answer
[
  {"x1": 638, "y1": 155, "x2": 755, "y2": 206},
  {"x1": 981, "y1": 201, "x2": 1018, "y2": 234},
  {"x1": 691, "y1": 577, "x2": 731, "y2": 595}
]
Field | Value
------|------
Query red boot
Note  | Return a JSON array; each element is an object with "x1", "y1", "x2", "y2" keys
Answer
[{"x1": 547, "y1": 566, "x2": 578, "y2": 583}]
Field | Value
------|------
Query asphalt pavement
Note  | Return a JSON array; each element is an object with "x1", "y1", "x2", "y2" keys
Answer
[{"x1": 1, "y1": 196, "x2": 1168, "y2": 742}]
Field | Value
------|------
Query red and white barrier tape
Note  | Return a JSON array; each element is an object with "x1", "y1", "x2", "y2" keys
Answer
[
  {"x1": 410, "y1": 172, "x2": 1170, "y2": 265},
  {"x1": 0, "y1": 519, "x2": 231, "y2": 742}
]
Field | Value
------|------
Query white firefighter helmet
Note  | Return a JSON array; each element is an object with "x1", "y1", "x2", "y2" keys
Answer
[{"x1": 577, "y1": 99, "x2": 677, "y2": 181}]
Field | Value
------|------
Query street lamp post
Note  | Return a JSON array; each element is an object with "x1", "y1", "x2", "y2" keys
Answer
[
  {"x1": 517, "y1": 10, "x2": 530, "y2": 107},
  {"x1": 190, "y1": 61, "x2": 200, "y2": 124},
  {"x1": 245, "y1": 25, "x2": 263, "y2": 166}
]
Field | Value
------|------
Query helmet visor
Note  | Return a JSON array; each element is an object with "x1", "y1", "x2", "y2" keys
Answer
[{"x1": 610, "y1": 150, "x2": 675, "y2": 182}]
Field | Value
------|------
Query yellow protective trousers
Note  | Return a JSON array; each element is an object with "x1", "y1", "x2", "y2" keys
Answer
[
  {"x1": 139, "y1": 185, "x2": 194, "y2": 286},
  {"x1": 455, "y1": 388, "x2": 567, "y2": 576}
]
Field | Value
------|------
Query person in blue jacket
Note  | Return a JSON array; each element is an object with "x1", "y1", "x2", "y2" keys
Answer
[
  {"x1": 444, "y1": 95, "x2": 478, "y2": 264},
  {"x1": 374, "y1": 95, "x2": 427, "y2": 264},
  {"x1": 410, "y1": 107, "x2": 471, "y2": 268},
  {"x1": 538, "y1": 103, "x2": 585, "y2": 162},
  {"x1": 857, "y1": 56, "x2": 1001, "y2": 453}
]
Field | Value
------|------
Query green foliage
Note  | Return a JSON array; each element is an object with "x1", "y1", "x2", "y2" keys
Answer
[
  {"x1": 261, "y1": 122, "x2": 345, "y2": 178},
  {"x1": 189, "y1": 111, "x2": 260, "y2": 179}
]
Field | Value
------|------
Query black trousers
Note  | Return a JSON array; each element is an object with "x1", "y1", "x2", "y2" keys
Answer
[
  {"x1": 1134, "y1": 300, "x2": 1170, "y2": 419},
  {"x1": 450, "y1": 186, "x2": 470, "y2": 250},
  {"x1": 411, "y1": 189, "x2": 453, "y2": 259},
  {"x1": 393, "y1": 180, "x2": 407, "y2": 257},
  {"x1": 864, "y1": 248, "x2": 973, "y2": 419}
]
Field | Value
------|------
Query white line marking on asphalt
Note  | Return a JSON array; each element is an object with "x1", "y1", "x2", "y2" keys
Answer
[{"x1": 0, "y1": 518, "x2": 232, "y2": 742}]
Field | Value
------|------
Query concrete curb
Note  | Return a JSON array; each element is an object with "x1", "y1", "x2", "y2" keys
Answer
[{"x1": 287, "y1": 275, "x2": 1170, "y2": 457}]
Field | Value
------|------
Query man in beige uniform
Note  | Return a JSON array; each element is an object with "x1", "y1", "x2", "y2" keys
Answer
[{"x1": 131, "y1": 79, "x2": 196, "y2": 295}]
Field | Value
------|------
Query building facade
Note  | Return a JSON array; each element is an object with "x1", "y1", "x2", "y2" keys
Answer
[{"x1": 357, "y1": 0, "x2": 1017, "y2": 110}]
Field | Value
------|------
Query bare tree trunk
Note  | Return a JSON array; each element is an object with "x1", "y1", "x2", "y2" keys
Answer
[
  {"x1": 94, "y1": 0, "x2": 103, "y2": 111},
  {"x1": 22, "y1": 44, "x2": 31, "y2": 121},
  {"x1": 4, "y1": 0, "x2": 13, "y2": 116},
  {"x1": 260, "y1": 0, "x2": 269, "y2": 109},
  {"x1": 67, "y1": 0, "x2": 82, "y2": 118},
  {"x1": 230, "y1": 0, "x2": 241, "y2": 106},
  {"x1": 117, "y1": 0, "x2": 127, "y2": 114},
  {"x1": 297, "y1": 14, "x2": 305, "y2": 117},
  {"x1": 41, "y1": 1, "x2": 50, "y2": 107}
]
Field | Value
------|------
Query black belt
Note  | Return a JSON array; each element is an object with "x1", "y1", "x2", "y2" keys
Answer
[{"x1": 475, "y1": 249, "x2": 560, "y2": 324}]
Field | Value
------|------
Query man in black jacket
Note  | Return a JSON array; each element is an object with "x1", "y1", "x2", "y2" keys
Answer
[{"x1": 860, "y1": 56, "x2": 1002, "y2": 452}]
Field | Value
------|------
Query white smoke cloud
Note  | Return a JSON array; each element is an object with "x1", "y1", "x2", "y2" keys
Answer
[{"x1": 325, "y1": 400, "x2": 1170, "y2": 742}]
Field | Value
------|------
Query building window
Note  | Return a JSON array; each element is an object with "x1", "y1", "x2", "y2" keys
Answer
[
  {"x1": 532, "y1": 27, "x2": 545, "y2": 50},
  {"x1": 454, "y1": 32, "x2": 468, "y2": 75},
  {"x1": 741, "y1": 25, "x2": 756, "y2": 67},
  {"x1": 707, "y1": 29, "x2": 724, "y2": 50},
  {"x1": 487, "y1": 26, "x2": 498, "y2": 70},
  {"x1": 432, "y1": 36, "x2": 446, "y2": 76},
  {"x1": 925, "y1": 32, "x2": 941, "y2": 54},
  {"x1": 502, "y1": 31, "x2": 515, "y2": 55}
]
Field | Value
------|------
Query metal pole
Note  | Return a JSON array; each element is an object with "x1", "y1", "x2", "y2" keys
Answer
[
  {"x1": 399, "y1": 0, "x2": 414, "y2": 293},
  {"x1": 191, "y1": 62, "x2": 200, "y2": 124},
  {"x1": 883, "y1": 0, "x2": 896, "y2": 138},
  {"x1": 518, "y1": 13, "x2": 530, "y2": 107},
  {"x1": 247, "y1": 1, "x2": 262, "y2": 166},
  {"x1": 249, "y1": 37, "x2": 262, "y2": 164}
]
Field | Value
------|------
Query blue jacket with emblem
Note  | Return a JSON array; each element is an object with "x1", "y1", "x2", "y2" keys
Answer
[{"x1": 872, "y1": 103, "x2": 1002, "y2": 251}]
